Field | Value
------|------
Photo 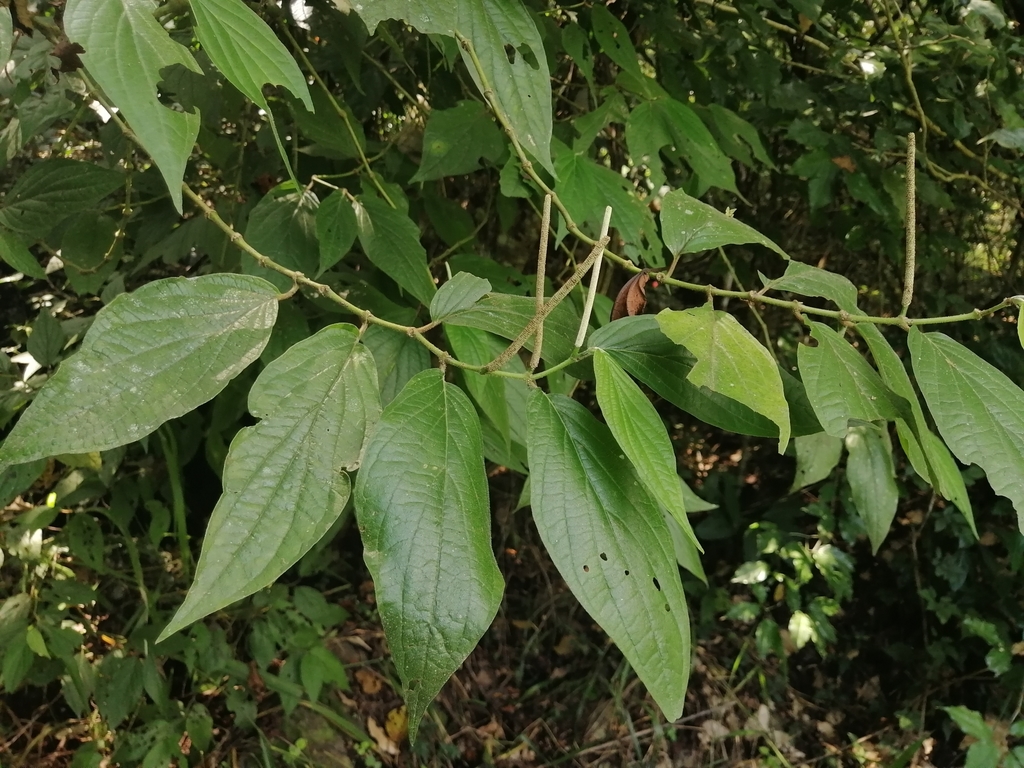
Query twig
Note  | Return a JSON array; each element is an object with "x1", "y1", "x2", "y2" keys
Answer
[
  {"x1": 880, "y1": 0, "x2": 928, "y2": 153},
  {"x1": 280, "y1": 25, "x2": 396, "y2": 208},
  {"x1": 529, "y1": 195, "x2": 552, "y2": 376},
  {"x1": 454, "y1": 32, "x2": 1014, "y2": 329},
  {"x1": 574, "y1": 206, "x2": 612, "y2": 348},
  {"x1": 900, "y1": 132, "x2": 917, "y2": 319},
  {"x1": 482, "y1": 235, "x2": 610, "y2": 373}
]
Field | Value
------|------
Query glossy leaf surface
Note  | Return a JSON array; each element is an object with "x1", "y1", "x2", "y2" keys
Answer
[
  {"x1": 0, "y1": 275, "x2": 278, "y2": 469},
  {"x1": 160, "y1": 325, "x2": 379, "y2": 638},
  {"x1": 527, "y1": 391, "x2": 690, "y2": 720},
  {"x1": 354, "y1": 369, "x2": 503, "y2": 742}
]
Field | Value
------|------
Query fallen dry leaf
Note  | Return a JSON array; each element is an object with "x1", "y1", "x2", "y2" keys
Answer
[
  {"x1": 355, "y1": 668, "x2": 383, "y2": 694},
  {"x1": 367, "y1": 716, "x2": 400, "y2": 756},
  {"x1": 385, "y1": 705, "x2": 408, "y2": 742}
]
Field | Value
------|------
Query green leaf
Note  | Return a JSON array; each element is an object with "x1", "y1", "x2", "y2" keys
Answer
[
  {"x1": 0, "y1": 159, "x2": 122, "y2": 239},
  {"x1": 664, "y1": 511, "x2": 706, "y2": 583},
  {"x1": 243, "y1": 188, "x2": 319, "y2": 292},
  {"x1": 526, "y1": 391, "x2": 690, "y2": 720},
  {"x1": 703, "y1": 104, "x2": 776, "y2": 169},
  {"x1": 857, "y1": 324, "x2": 974, "y2": 534},
  {"x1": 430, "y1": 273, "x2": 492, "y2": 322},
  {"x1": 1012, "y1": 296, "x2": 1024, "y2": 350},
  {"x1": 410, "y1": 101, "x2": 505, "y2": 182},
  {"x1": 658, "y1": 305, "x2": 790, "y2": 452},
  {"x1": 659, "y1": 189, "x2": 788, "y2": 259},
  {"x1": 160, "y1": 325, "x2": 379, "y2": 639},
  {"x1": 445, "y1": 292, "x2": 580, "y2": 365},
  {"x1": 315, "y1": 192, "x2": 358, "y2": 276},
  {"x1": 589, "y1": 316, "x2": 781, "y2": 438},
  {"x1": 288, "y1": 88, "x2": 365, "y2": 159},
  {"x1": 27, "y1": 310, "x2": 66, "y2": 368},
  {"x1": 189, "y1": 0, "x2": 312, "y2": 112},
  {"x1": 354, "y1": 369, "x2": 503, "y2": 743},
  {"x1": 594, "y1": 350, "x2": 700, "y2": 552},
  {"x1": 589, "y1": 4, "x2": 643, "y2": 82},
  {"x1": 625, "y1": 99, "x2": 736, "y2": 194},
  {"x1": 354, "y1": 194, "x2": 436, "y2": 305},
  {"x1": 0, "y1": 10, "x2": 12, "y2": 66},
  {"x1": 65, "y1": 0, "x2": 202, "y2": 212},
  {"x1": 552, "y1": 139, "x2": 660, "y2": 264},
  {"x1": 797, "y1": 321, "x2": 905, "y2": 438},
  {"x1": 354, "y1": 0, "x2": 553, "y2": 174},
  {"x1": 909, "y1": 329, "x2": 1024, "y2": 528},
  {"x1": 361, "y1": 325, "x2": 431, "y2": 407},
  {"x1": 845, "y1": 423, "x2": 898, "y2": 554},
  {"x1": 445, "y1": 325, "x2": 511, "y2": 455},
  {"x1": 0, "y1": 275, "x2": 278, "y2": 470},
  {"x1": 943, "y1": 706, "x2": 993, "y2": 742},
  {"x1": 0, "y1": 461, "x2": 46, "y2": 511},
  {"x1": 790, "y1": 432, "x2": 843, "y2": 492},
  {"x1": 761, "y1": 261, "x2": 856, "y2": 310},
  {"x1": 62, "y1": 214, "x2": 122, "y2": 296},
  {"x1": 0, "y1": 228, "x2": 45, "y2": 279}
]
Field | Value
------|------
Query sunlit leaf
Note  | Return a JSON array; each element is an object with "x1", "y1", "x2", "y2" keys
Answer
[
  {"x1": 658, "y1": 304, "x2": 790, "y2": 452},
  {"x1": 790, "y1": 432, "x2": 843, "y2": 492},
  {"x1": 858, "y1": 324, "x2": 974, "y2": 535},
  {"x1": 0, "y1": 275, "x2": 278, "y2": 469}
]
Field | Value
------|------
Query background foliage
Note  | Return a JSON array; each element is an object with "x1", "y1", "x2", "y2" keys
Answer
[{"x1": 3, "y1": 0, "x2": 1024, "y2": 765}]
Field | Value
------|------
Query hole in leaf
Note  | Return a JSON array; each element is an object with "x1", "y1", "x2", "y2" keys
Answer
[
  {"x1": 583, "y1": 565, "x2": 590, "y2": 573},
  {"x1": 599, "y1": 552, "x2": 608, "y2": 561},
  {"x1": 653, "y1": 577, "x2": 661, "y2": 591},
  {"x1": 517, "y1": 43, "x2": 540, "y2": 71},
  {"x1": 624, "y1": 570, "x2": 630, "y2": 576},
  {"x1": 504, "y1": 43, "x2": 517, "y2": 64}
]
